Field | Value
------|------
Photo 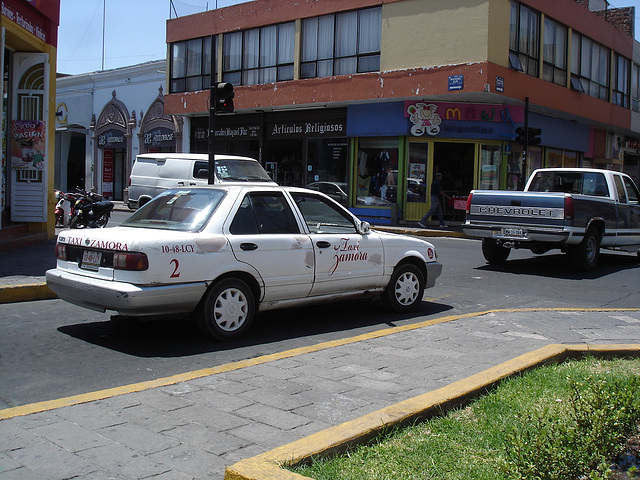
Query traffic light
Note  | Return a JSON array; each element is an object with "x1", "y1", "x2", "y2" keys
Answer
[
  {"x1": 527, "y1": 127, "x2": 542, "y2": 146},
  {"x1": 214, "y1": 82, "x2": 234, "y2": 113},
  {"x1": 515, "y1": 127, "x2": 528, "y2": 145},
  {"x1": 514, "y1": 126, "x2": 542, "y2": 146}
]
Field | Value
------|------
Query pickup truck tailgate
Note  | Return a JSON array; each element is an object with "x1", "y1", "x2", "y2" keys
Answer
[{"x1": 466, "y1": 191, "x2": 566, "y2": 227}]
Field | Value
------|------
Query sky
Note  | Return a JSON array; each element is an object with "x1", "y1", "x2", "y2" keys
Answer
[
  {"x1": 57, "y1": 0, "x2": 640, "y2": 76},
  {"x1": 57, "y1": 0, "x2": 248, "y2": 75}
]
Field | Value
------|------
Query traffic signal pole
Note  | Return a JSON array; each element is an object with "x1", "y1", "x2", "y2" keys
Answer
[
  {"x1": 519, "y1": 96, "x2": 529, "y2": 190},
  {"x1": 208, "y1": 84, "x2": 217, "y2": 185},
  {"x1": 207, "y1": 82, "x2": 235, "y2": 185}
]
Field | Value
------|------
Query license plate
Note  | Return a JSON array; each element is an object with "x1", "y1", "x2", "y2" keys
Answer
[
  {"x1": 81, "y1": 250, "x2": 102, "y2": 271},
  {"x1": 502, "y1": 228, "x2": 525, "y2": 238}
]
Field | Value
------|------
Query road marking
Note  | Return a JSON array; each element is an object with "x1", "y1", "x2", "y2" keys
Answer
[{"x1": 1, "y1": 307, "x2": 638, "y2": 420}]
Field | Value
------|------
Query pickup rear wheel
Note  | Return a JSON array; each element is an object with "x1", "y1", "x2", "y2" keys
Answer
[
  {"x1": 569, "y1": 227, "x2": 600, "y2": 271},
  {"x1": 197, "y1": 278, "x2": 255, "y2": 341},
  {"x1": 482, "y1": 239, "x2": 510, "y2": 264},
  {"x1": 382, "y1": 264, "x2": 425, "y2": 313}
]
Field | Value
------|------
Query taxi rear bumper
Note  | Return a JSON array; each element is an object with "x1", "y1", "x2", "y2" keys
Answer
[{"x1": 46, "y1": 268, "x2": 207, "y2": 316}]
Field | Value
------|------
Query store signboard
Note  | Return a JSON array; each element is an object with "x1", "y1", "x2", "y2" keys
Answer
[
  {"x1": 143, "y1": 127, "x2": 175, "y2": 148},
  {"x1": 348, "y1": 102, "x2": 524, "y2": 141},
  {"x1": 267, "y1": 119, "x2": 347, "y2": 139},
  {"x1": 97, "y1": 129, "x2": 126, "y2": 148}
]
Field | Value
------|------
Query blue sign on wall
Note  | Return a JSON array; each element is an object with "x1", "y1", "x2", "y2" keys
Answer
[{"x1": 448, "y1": 75, "x2": 464, "y2": 91}]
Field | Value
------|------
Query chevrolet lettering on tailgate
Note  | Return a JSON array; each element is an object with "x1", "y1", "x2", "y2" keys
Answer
[{"x1": 473, "y1": 205, "x2": 563, "y2": 219}]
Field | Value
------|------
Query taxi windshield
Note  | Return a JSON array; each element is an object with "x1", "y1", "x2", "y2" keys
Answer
[{"x1": 122, "y1": 189, "x2": 225, "y2": 231}]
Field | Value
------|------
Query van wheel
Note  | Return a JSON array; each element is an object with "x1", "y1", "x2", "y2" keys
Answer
[
  {"x1": 382, "y1": 264, "x2": 424, "y2": 313},
  {"x1": 197, "y1": 278, "x2": 255, "y2": 341},
  {"x1": 569, "y1": 227, "x2": 600, "y2": 271},
  {"x1": 482, "y1": 239, "x2": 510, "y2": 264}
]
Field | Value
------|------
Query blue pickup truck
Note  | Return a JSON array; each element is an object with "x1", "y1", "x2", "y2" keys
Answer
[{"x1": 462, "y1": 168, "x2": 640, "y2": 270}]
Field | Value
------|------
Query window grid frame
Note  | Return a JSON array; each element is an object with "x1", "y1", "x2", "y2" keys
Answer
[
  {"x1": 169, "y1": 36, "x2": 215, "y2": 94},
  {"x1": 509, "y1": 2, "x2": 540, "y2": 78},
  {"x1": 223, "y1": 22, "x2": 295, "y2": 86},
  {"x1": 300, "y1": 6, "x2": 381, "y2": 80}
]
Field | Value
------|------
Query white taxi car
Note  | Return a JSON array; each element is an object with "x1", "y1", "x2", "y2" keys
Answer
[{"x1": 46, "y1": 185, "x2": 442, "y2": 341}]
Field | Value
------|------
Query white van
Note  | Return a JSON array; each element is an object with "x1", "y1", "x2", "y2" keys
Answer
[{"x1": 127, "y1": 153, "x2": 275, "y2": 209}]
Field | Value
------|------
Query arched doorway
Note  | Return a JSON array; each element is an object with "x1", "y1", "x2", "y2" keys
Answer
[{"x1": 93, "y1": 91, "x2": 132, "y2": 200}]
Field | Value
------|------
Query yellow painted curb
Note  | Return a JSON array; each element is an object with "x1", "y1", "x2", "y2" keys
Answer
[
  {"x1": 0, "y1": 283, "x2": 57, "y2": 304},
  {"x1": 1, "y1": 308, "x2": 637, "y2": 422},
  {"x1": 1, "y1": 308, "x2": 638, "y2": 422},
  {"x1": 224, "y1": 343, "x2": 640, "y2": 480}
]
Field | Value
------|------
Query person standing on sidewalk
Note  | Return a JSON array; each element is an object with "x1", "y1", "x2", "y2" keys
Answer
[{"x1": 418, "y1": 172, "x2": 451, "y2": 228}]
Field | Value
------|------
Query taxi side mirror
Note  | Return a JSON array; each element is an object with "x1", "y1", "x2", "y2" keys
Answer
[{"x1": 357, "y1": 221, "x2": 371, "y2": 235}]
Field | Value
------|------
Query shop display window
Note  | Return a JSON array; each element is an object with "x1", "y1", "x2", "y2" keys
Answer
[
  {"x1": 407, "y1": 143, "x2": 427, "y2": 203},
  {"x1": 480, "y1": 145, "x2": 501, "y2": 190},
  {"x1": 356, "y1": 138, "x2": 398, "y2": 206},
  {"x1": 306, "y1": 138, "x2": 348, "y2": 206}
]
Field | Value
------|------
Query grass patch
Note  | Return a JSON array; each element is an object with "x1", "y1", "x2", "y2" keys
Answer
[{"x1": 289, "y1": 357, "x2": 640, "y2": 480}]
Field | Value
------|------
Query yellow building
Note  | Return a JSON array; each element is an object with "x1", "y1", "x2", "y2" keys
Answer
[{"x1": 0, "y1": 0, "x2": 59, "y2": 250}]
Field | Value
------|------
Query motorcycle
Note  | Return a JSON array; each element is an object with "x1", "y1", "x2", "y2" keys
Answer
[
  {"x1": 54, "y1": 190, "x2": 80, "y2": 227},
  {"x1": 68, "y1": 188, "x2": 114, "y2": 229}
]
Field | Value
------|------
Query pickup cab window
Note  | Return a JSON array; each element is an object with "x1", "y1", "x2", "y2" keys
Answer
[
  {"x1": 528, "y1": 171, "x2": 609, "y2": 196},
  {"x1": 623, "y1": 177, "x2": 640, "y2": 204},
  {"x1": 614, "y1": 176, "x2": 628, "y2": 203}
]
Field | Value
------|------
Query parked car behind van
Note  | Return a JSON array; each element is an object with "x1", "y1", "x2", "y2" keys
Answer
[{"x1": 127, "y1": 153, "x2": 275, "y2": 209}]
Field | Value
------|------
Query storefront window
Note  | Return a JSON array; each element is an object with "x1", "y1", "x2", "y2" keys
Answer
[
  {"x1": 264, "y1": 139, "x2": 303, "y2": 186},
  {"x1": 306, "y1": 138, "x2": 348, "y2": 206},
  {"x1": 563, "y1": 150, "x2": 578, "y2": 167},
  {"x1": 479, "y1": 145, "x2": 501, "y2": 190},
  {"x1": 546, "y1": 148, "x2": 563, "y2": 168},
  {"x1": 527, "y1": 146, "x2": 543, "y2": 178},
  {"x1": 508, "y1": 145, "x2": 542, "y2": 189},
  {"x1": 407, "y1": 143, "x2": 427, "y2": 203},
  {"x1": 356, "y1": 138, "x2": 398, "y2": 206}
]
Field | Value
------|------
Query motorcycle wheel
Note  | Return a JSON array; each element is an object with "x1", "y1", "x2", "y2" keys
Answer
[
  {"x1": 69, "y1": 215, "x2": 86, "y2": 229},
  {"x1": 95, "y1": 213, "x2": 110, "y2": 228}
]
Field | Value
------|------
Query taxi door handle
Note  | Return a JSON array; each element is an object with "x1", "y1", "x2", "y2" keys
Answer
[
  {"x1": 240, "y1": 243, "x2": 258, "y2": 251},
  {"x1": 316, "y1": 241, "x2": 331, "y2": 248}
]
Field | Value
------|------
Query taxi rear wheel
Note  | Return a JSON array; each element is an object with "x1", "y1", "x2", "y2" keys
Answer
[
  {"x1": 197, "y1": 278, "x2": 255, "y2": 341},
  {"x1": 382, "y1": 263, "x2": 425, "y2": 313}
]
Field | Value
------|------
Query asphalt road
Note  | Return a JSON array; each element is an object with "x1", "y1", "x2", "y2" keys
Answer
[{"x1": 1, "y1": 233, "x2": 638, "y2": 409}]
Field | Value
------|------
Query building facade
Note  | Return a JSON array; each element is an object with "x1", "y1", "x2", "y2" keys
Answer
[
  {"x1": 55, "y1": 60, "x2": 183, "y2": 201},
  {"x1": 165, "y1": 0, "x2": 640, "y2": 223},
  {"x1": 1, "y1": 0, "x2": 59, "y2": 240}
]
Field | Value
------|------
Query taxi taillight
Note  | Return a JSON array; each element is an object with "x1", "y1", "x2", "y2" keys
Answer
[
  {"x1": 113, "y1": 252, "x2": 149, "y2": 271},
  {"x1": 55, "y1": 244, "x2": 67, "y2": 260}
]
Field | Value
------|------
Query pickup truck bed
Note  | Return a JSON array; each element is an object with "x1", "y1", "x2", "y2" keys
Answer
[{"x1": 463, "y1": 168, "x2": 640, "y2": 270}]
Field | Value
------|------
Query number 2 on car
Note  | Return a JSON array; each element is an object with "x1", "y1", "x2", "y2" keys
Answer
[{"x1": 170, "y1": 259, "x2": 180, "y2": 278}]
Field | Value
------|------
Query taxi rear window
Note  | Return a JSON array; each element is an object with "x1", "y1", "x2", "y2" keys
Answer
[{"x1": 122, "y1": 189, "x2": 225, "y2": 231}]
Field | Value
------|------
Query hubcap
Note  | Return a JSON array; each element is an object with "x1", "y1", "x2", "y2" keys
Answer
[
  {"x1": 214, "y1": 287, "x2": 248, "y2": 332},
  {"x1": 585, "y1": 236, "x2": 596, "y2": 263},
  {"x1": 394, "y1": 272, "x2": 419, "y2": 306}
]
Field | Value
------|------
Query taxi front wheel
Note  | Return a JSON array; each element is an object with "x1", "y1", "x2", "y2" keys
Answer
[
  {"x1": 197, "y1": 278, "x2": 255, "y2": 341},
  {"x1": 382, "y1": 263, "x2": 425, "y2": 313}
]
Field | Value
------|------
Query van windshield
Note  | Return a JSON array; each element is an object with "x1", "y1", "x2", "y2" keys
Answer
[
  {"x1": 122, "y1": 189, "x2": 225, "y2": 231},
  {"x1": 193, "y1": 159, "x2": 273, "y2": 182}
]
